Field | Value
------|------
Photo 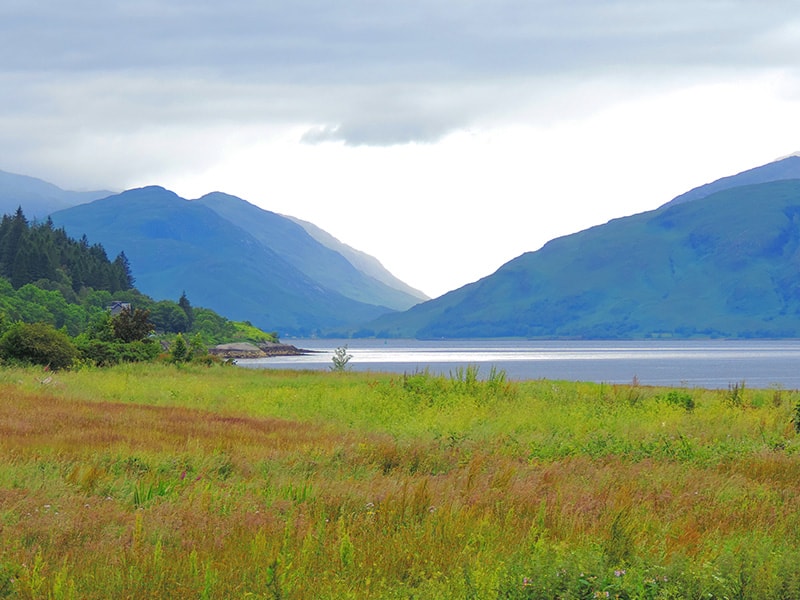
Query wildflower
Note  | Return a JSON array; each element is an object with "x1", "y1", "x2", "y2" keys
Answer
[
  {"x1": 614, "y1": 569, "x2": 626, "y2": 577},
  {"x1": 522, "y1": 577, "x2": 532, "y2": 587}
]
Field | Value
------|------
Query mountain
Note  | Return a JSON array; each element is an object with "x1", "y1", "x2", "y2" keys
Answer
[
  {"x1": 48, "y1": 186, "x2": 414, "y2": 335},
  {"x1": 195, "y1": 192, "x2": 425, "y2": 310},
  {"x1": 369, "y1": 157, "x2": 800, "y2": 339},
  {"x1": 285, "y1": 215, "x2": 428, "y2": 302},
  {"x1": 0, "y1": 170, "x2": 112, "y2": 219},
  {"x1": 663, "y1": 155, "x2": 800, "y2": 207}
]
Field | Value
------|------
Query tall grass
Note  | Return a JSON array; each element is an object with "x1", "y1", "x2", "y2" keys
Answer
[{"x1": 1, "y1": 363, "x2": 800, "y2": 597}]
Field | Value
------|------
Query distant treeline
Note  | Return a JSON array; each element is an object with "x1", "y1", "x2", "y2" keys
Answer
[{"x1": 0, "y1": 207, "x2": 133, "y2": 294}]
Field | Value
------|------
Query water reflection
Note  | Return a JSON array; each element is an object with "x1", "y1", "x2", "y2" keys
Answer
[{"x1": 236, "y1": 339, "x2": 800, "y2": 389}]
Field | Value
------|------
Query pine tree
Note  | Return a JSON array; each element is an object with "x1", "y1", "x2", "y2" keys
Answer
[
  {"x1": 1, "y1": 207, "x2": 28, "y2": 281},
  {"x1": 178, "y1": 291, "x2": 194, "y2": 328},
  {"x1": 112, "y1": 252, "x2": 135, "y2": 290}
]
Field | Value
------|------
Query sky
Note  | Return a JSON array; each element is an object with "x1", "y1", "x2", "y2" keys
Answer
[{"x1": 2, "y1": 1, "x2": 800, "y2": 299}]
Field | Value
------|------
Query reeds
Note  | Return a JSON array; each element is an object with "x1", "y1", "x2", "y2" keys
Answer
[{"x1": 1, "y1": 363, "x2": 800, "y2": 597}]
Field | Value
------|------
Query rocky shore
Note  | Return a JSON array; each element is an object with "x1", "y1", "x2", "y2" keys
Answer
[{"x1": 208, "y1": 341, "x2": 313, "y2": 359}]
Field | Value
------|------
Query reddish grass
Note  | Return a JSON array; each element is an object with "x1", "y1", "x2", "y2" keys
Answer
[{"x1": 3, "y1": 379, "x2": 800, "y2": 598}]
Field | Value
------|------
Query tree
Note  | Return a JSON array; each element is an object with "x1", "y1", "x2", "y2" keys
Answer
[
  {"x1": 178, "y1": 291, "x2": 194, "y2": 329},
  {"x1": 170, "y1": 333, "x2": 188, "y2": 363},
  {"x1": 112, "y1": 251, "x2": 135, "y2": 290},
  {"x1": 151, "y1": 300, "x2": 190, "y2": 334},
  {"x1": 188, "y1": 333, "x2": 207, "y2": 359},
  {"x1": 112, "y1": 307, "x2": 154, "y2": 343},
  {"x1": 0, "y1": 207, "x2": 28, "y2": 279},
  {"x1": 0, "y1": 321, "x2": 78, "y2": 370}
]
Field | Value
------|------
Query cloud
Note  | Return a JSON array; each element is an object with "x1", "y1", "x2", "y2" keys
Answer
[{"x1": 1, "y1": 0, "x2": 800, "y2": 170}]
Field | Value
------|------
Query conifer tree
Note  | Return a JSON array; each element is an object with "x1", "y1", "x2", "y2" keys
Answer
[{"x1": 178, "y1": 291, "x2": 194, "y2": 328}]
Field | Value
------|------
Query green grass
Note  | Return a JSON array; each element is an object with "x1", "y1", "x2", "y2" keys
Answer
[{"x1": 2, "y1": 363, "x2": 800, "y2": 598}]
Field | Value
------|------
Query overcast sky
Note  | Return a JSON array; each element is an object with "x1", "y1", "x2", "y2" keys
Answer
[{"x1": 2, "y1": 1, "x2": 800, "y2": 298}]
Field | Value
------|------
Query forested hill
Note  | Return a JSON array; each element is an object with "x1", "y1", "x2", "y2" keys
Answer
[
  {"x1": 0, "y1": 207, "x2": 133, "y2": 293},
  {"x1": 0, "y1": 207, "x2": 278, "y2": 353}
]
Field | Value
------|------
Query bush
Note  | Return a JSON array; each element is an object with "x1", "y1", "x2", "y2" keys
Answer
[
  {"x1": 170, "y1": 333, "x2": 189, "y2": 363},
  {"x1": 330, "y1": 345, "x2": 352, "y2": 371},
  {"x1": 75, "y1": 337, "x2": 160, "y2": 366},
  {"x1": 663, "y1": 390, "x2": 695, "y2": 411},
  {"x1": 0, "y1": 321, "x2": 79, "y2": 370}
]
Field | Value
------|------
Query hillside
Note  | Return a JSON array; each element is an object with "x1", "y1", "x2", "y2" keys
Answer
[
  {"x1": 0, "y1": 170, "x2": 111, "y2": 219},
  {"x1": 369, "y1": 158, "x2": 800, "y2": 339},
  {"x1": 286, "y1": 215, "x2": 428, "y2": 302},
  {"x1": 49, "y1": 186, "x2": 398, "y2": 335},
  {"x1": 1, "y1": 169, "x2": 425, "y2": 334},
  {"x1": 195, "y1": 192, "x2": 425, "y2": 310},
  {"x1": 663, "y1": 155, "x2": 800, "y2": 207}
]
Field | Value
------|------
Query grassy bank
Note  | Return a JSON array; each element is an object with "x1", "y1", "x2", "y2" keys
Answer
[{"x1": 2, "y1": 363, "x2": 800, "y2": 598}]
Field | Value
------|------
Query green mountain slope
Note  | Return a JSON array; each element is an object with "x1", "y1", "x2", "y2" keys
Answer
[
  {"x1": 50, "y1": 186, "x2": 394, "y2": 335},
  {"x1": 370, "y1": 175, "x2": 800, "y2": 339},
  {"x1": 195, "y1": 192, "x2": 423, "y2": 311}
]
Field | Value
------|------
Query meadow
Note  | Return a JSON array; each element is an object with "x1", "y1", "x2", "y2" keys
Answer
[{"x1": 1, "y1": 363, "x2": 800, "y2": 598}]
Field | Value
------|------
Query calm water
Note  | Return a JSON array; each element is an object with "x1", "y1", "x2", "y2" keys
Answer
[{"x1": 236, "y1": 339, "x2": 800, "y2": 389}]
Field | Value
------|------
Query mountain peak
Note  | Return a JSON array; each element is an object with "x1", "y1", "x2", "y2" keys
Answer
[
  {"x1": 124, "y1": 185, "x2": 176, "y2": 195},
  {"x1": 110, "y1": 186, "x2": 186, "y2": 204},
  {"x1": 196, "y1": 191, "x2": 242, "y2": 202}
]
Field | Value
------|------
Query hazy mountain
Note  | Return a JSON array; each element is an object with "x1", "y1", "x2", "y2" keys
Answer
[
  {"x1": 0, "y1": 169, "x2": 112, "y2": 219},
  {"x1": 196, "y1": 192, "x2": 424, "y2": 311},
  {"x1": 369, "y1": 158, "x2": 800, "y2": 339},
  {"x1": 285, "y1": 215, "x2": 428, "y2": 302},
  {"x1": 49, "y1": 186, "x2": 397, "y2": 335},
  {"x1": 663, "y1": 155, "x2": 800, "y2": 207}
]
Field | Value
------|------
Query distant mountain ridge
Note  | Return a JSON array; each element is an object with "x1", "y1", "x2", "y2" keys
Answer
[
  {"x1": 195, "y1": 192, "x2": 427, "y2": 310},
  {"x1": 0, "y1": 169, "x2": 425, "y2": 335},
  {"x1": 285, "y1": 215, "x2": 427, "y2": 301},
  {"x1": 369, "y1": 155, "x2": 800, "y2": 339},
  {"x1": 0, "y1": 170, "x2": 112, "y2": 219},
  {"x1": 662, "y1": 155, "x2": 800, "y2": 207}
]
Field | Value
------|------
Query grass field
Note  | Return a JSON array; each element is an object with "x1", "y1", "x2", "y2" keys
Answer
[{"x1": 2, "y1": 362, "x2": 800, "y2": 598}]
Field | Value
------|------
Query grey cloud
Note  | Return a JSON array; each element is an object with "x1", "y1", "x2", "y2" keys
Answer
[
  {"x1": 301, "y1": 118, "x2": 455, "y2": 147},
  {"x1": 1, "y1": 0, "x2": 800, "y2": 151},
  {"x1": 5, "y1": 1, "x2": 798, "y2": 76}
]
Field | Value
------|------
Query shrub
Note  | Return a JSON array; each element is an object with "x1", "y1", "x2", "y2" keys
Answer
[
  {"x1": 663, "y1": 390, "x2": 695, "y2": 411},
  {"x1": 330, "y1": 345, "x2": 352, "y2": 371},
  {"x1": 725, "y1": 381, "x2": 746, "y2": 407},
  {"x1": 170, "y1": 333, "x2": 189, "y2": 363},
  {"x1": 0, "y1": 321, "x2": 78, "y2": 370},
  {"x1": 75, "y1": 337, "x2": 160, "y2": 366}
]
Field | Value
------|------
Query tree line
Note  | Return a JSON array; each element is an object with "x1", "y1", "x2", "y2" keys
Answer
[
  {"x1": 0, "y1": 207, "x2": 133, "y2": 294},
  {"x1": 0, "y1": 208, "x2": 278, "y2": 369}
]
